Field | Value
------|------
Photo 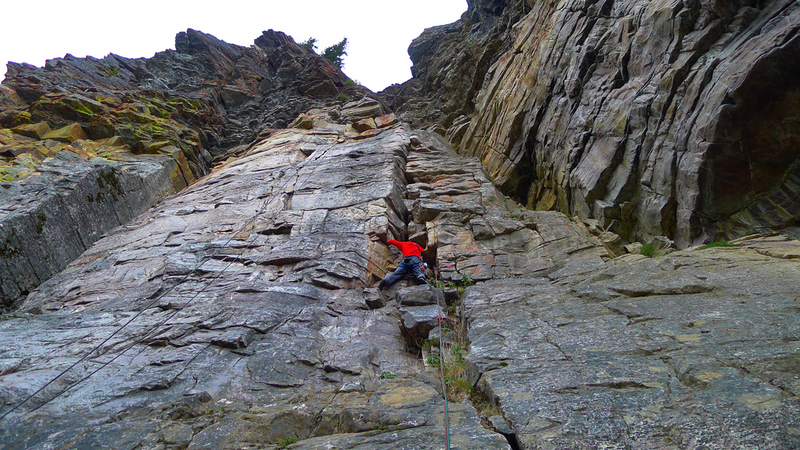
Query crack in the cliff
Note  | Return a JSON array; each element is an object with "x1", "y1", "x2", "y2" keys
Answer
[{"x1": 544, "y1": 332, "x2": 573, "y2": 362}]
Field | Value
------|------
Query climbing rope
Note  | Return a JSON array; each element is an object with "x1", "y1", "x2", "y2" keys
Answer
[
  {"x1": 433, "y1": 265, "x2": 452, "y2": 450},
  {"x1": 0, "y1": 139, "x2": 340, "y2": 421}
]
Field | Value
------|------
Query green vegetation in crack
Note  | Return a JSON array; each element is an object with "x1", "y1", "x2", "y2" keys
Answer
[
  {"x1": 640, "y1": 243, "x2": 656, "y2": 257},
  {"x1": 702, "y1": 240, "x2": 737, "y2": 250}
]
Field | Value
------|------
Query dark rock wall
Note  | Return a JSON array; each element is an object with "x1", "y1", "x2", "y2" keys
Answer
[
  {"x1": 392, "y1": 0, "x2": 800, "y2": 248},
  {"x1": 0, "y1": 151, "x2": 185, "y2": 309},
  {"x1": 2, "y1": 29, "x2": 369, "y2": 154}
]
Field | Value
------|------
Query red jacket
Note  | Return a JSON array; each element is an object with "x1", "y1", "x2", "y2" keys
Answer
[{"x1": 388, "y1": 240, "x2": 423, "y2": 258}]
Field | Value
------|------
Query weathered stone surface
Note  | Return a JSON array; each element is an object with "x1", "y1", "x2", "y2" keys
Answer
[
  {"x1": 0, "y1": 116, "x2": 510, "y2": 449},
  {"x1": 452, "y1": 0, "x2": 800, "y2": 247},
  {"x1": 396, "y1": 284, "x2": 445, "y2": 307},
  {"x1": 462, "y1": 237, "x2": 800, "y2": 449},
  {"x1": 0, "y1": 149, "x2": 186, "y2": 310},
  {"x1": 41, "y1": 123, "x2": 87, "y2": 142},
  {"x1": 11, "y1": 122, "x2": 50, "y2": 139},
  {"x1": 400, "y1": 304, "x2": 443, "y2": 342},
  {"x1": 0, "y1": 28, "x2": 378, "y2": 308},
  {"x1": 400, "y1": 129, "x2": 610, "y2": 285},
  {"x1": 340, "y1": 96, "x2": 387, "y2": 122}
]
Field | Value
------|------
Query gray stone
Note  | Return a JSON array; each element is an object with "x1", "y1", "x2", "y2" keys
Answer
[
  {"x1": 0, "y1": 150, "x2": 184, "y2": 310},
  {"x1": 462, "y1": 238, "x2": 800, "y2": 449},
  {"x1": 399, "y1": 304, "x2": 442, "y2": 343},
  {"x1": 396, "y1": 284, "x2": 445, "y2": 307}
]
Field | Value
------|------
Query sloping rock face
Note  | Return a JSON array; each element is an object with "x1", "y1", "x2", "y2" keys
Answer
[
  {"x1": 0, "y1": 29, "x2": 370, "y2": 309},
  {"x1": 0, "y1": 113, "x2": 511, "y2": 449},
  {"x1": 464, "y1": 236, "x2": 800, "y2": 448},
  {"x1": 3, "y1": 103, "x2": 799, "y2": 449},
  {"x1": 390, "y1": 0, "x2": 800, "y2": 248}
]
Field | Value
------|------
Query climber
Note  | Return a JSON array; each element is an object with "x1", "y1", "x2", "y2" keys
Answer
[{"x1": 378, "y1": 238, "x2": 427, "y2": 290}]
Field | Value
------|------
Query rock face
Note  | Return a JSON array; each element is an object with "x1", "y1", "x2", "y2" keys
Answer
[
  {"x1": 0, "y1": 145, "x2": 189, "y2": 309},
  {"x1": 0, "y1": 29, "x2": 370, "y2": 309},
  {"x1": 380, "y1": 0, "x2": 532, "y2": 131},
  {"x1": 387, "y1": 0, "x2": 800, "y2": 248},
  {"x1": 2, "y1": 3, "x2": 800, "y2": 449},
  {"x1": 0, "y1": 112, "x2": 512, "y2": 449},
  {"x1": 464, "y1": 236, "x2": 800, "y2": 448},
  {"x1": 3, "y1": 99, "x2": 799, "y2": 448}
]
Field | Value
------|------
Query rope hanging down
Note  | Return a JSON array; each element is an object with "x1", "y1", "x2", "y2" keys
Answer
[
  {"x1": 0, "y1": 140, "x2": 339, "y2": 421},
  {"x1": 432, "y1": 265, "x2": 452, "y2": 450}
]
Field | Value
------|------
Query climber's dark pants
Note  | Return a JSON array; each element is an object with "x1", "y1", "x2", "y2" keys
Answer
[{"x1": 382, "y1": 256, "x2": 425, "y2": 287}]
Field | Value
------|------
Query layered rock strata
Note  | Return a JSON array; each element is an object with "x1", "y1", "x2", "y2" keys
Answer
[
  {"x1": 0, "y1": 111, "x2": 511, "y2": 449},
  {"x1": 386, "y1": 0, "x2": 800, "y2": 248},
  {"x1": 0, "y1": 29, "x2": 370, "y2": 308},
  {"x1": 458, "y1": 0, "x2": 800, "y2": 247},
  {"x1": 2, "y1": 105, "x2": 800, "y2": 449}
]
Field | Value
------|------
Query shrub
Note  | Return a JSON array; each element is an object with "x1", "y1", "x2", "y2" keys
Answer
[
  {"x1": 702, "y1": 240, "x2": 737, "y2": 249},
  {"x1": 640, "y1": 243, "x2": 655, "y2": 257}
]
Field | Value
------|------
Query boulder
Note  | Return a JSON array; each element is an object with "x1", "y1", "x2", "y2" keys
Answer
[
  {"x1": 396, "y1": 284, "x2": 445, "y2": 307},
  {"x1": 42, "y1": 123, "x2": 87, "y2": 142},
  {"x1": 12, "y1": 122, "x2": 51, "y2": 139}
]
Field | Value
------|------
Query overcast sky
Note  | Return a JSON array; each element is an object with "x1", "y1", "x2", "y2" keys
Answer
[{"x1": 1, "y1": 0, "x2": 467, "y2": 92}]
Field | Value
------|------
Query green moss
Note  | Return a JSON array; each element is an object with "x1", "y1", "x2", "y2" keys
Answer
[
  {"x1": 278, "y1": 437, "x2": 297, "y2": 448},
  {"x1": 36, "y1": 213, "x2": 46, "y2": 234},
  {"x1": 62, "y1": 96, "x2": 100, "y2": 117},
  {"x1": 337, "y1": 93, "x2": 349, "y2": 102},
  {"x1": 11, "y1": 112, "x2": 31, "y2": 126},
  {"x1": 105, "y1": 68, "x2": 119, "y2": 76},
  {"x1": 0, "y1": 238, "x2": 20, "y2": 258},
  {"x1": 640, "y1": 243, "x2": 655, "y2": 257},
  {"x1": 97, "y1": 169, "x2": 122, "y2": 200}
]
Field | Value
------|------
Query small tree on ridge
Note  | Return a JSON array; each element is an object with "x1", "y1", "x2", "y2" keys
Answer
[{"x1": 322, "y1": 38, "x2": 348, "y2": 69}]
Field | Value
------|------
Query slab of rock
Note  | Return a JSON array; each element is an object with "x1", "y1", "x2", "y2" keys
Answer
[
  {"x1": 396, "y1": 284, "x2": 445, "y2": 307},
  {"x1": 0, "y1": 149, "x2": 187, "y2": 310},
  {"x1": 462, "y1": 237, "x2": 800, "y2": 449},
  {"x1": 0, "y1": 118, "x2": 511, "y2": 449}
]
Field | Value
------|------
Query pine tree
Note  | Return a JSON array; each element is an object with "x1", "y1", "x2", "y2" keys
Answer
[
  {"x1": 299, "y1": 37, "x2": 318, "y2": 52},
  {"x1": 322, "y1": 38, "x2": 348, "y2": 69}
]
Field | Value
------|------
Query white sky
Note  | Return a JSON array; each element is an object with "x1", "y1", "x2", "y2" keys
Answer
[{"x1": 0, "y1": 0, "x2": 467, "y2": 92}]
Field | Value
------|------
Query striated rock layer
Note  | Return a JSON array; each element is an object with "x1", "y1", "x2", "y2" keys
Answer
[
  {"x1": 2, "y1": 104, "x2": 799, "y2": 449},
  {"x1": 1, "y1": 3, "x2": 800, "y2": 449},
  {"x1": 389, "y1": 0, "x2": 800, "y2": 248},
  {"x1": 0, "y1": 29, "x2": 370, "y2": 309}
]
